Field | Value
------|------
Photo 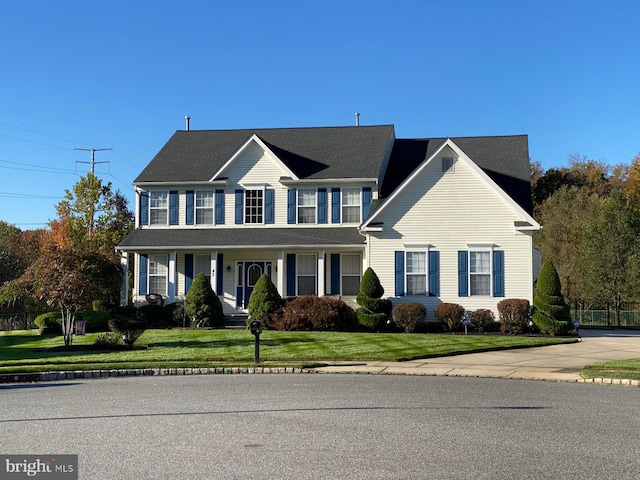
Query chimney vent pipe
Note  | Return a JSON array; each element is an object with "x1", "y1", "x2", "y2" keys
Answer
[
  {"x1": 185, "y1": 116, "x2": 191, "y2": 131},
  {"x1": 355, "y1": 112, "x2": 360, "y2": 126}
]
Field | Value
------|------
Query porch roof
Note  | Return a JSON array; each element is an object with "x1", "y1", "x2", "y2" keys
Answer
[{"x1": 117, "y1": 227, "x2": 366, "y2": 251}]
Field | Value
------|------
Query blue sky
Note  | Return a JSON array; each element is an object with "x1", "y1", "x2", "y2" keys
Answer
[{"x1": 1, "y1": 0, "x2": 639, "y2": 228}]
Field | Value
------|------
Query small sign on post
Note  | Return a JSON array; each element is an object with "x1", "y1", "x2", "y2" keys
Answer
[
  {"x1": 462, "y1": 316, "x2": 470, "y2": 335},
  {"x1": 249, "y1": 320, "x2": 262, "y2": 364}
]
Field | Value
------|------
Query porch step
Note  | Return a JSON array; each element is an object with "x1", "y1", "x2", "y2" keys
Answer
[{"x1": 225, "y1": 314, "x2": 249, "y2": 329}]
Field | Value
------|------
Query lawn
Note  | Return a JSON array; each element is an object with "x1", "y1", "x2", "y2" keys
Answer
[
  {"x1": 0, "y1": 329, "x2": 576, "y2": 374},
  {"x1": 582, "y1": 358, "x2": 640, "y2": 381}
]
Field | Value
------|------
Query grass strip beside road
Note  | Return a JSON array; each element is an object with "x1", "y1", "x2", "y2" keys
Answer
[
  {"x1": 582, "y1": 359, "x2": 640, "y2": 381},
  {"x1": 0, "y1": 329, "x2": 576, "y2": 374}
]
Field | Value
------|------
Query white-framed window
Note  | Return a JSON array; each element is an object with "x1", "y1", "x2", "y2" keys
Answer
[
  {"x1": 149, "y1": 191, "x2": 168, "y2": 225},
  {"x1": 298, "y1": 189, "x2": 316, "y2": 224},
  {"x1": 194, "y1": 254, "x2": 211, "y2": 283},
  {"x1": 148, "y1": 254, "x2": 168, "y2": 295},
  {"x1": 245, "y1": 189, "x2": 264, "y2": 224},
  {"x1": 406, "y1": 251, "x2": 427, "y2": 295},
  {"x1": 470, "y1": 250, "x2": 491, "y2": 296},
  {"x1": 297, "y1": 254, "x2": 317, "y2": 295},
  {"x1": 341, "y1": 254, "x2": 361, "y2": 296},
  {"x1": 196, "y1": 191, "x2": 214, "y2": 225},
  {"x1": 341, "y1": 188, "x2": 361, "y2": 223}
]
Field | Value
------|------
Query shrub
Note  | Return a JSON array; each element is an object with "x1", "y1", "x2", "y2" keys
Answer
[
  {"x1": 248, "y1": 274, "x2": 282, "y2": 323},
  {"x1": 93, "y1": 332, "x2": 123, "y2": 348},
  {"x1": 185, "y1": 273, "x2": 225, "y2": 328},
  {"x1": 356, "y1": 267, "x2": 391, "y2": 331},
  {"x1": 34, "y1": 312, "x2": 62, "y2": 334},
  {"x1": 108, "y1": 315, "x2": 148, "y2": 346},
  {"x1": 497, "y1": 299, "x2": 530, "y2": 335},
  {"x1": 76, "y1": 309, "x2": 110, "y2": 332},
  {"x1": 532, "y1": 261, "x2": 571, "y2": 336},
  {"x1": 472, "y1": 309, "x2": 500, "y2": 333},
  {"x1": 392, "y1": 303, "x2": 427, "y2": 333},
  {"x1": 266, "y1": 296, "x2": 357, "y2": 331},
  {"x1": 434, "y1": 303, "x2": 465, "y2": 332}
]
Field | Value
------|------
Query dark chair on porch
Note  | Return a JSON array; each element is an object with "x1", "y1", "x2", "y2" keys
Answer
[{"x1": 145, "y1": 293, "x2": 165, "y2": 306}]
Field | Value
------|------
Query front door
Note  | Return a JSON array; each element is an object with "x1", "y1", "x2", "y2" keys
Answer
[{"x1": 236, "y1": 261, "x2": 273, "y2": 309}]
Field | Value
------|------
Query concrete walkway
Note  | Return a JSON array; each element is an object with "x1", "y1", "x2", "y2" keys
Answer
[{"x1": 313, "y1": 329, "x2": 640, "y2": 384}]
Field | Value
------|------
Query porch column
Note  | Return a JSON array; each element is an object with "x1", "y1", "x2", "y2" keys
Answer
[
  {"x1": 168, "y1": 251, "x2": 177, "y2": 303},
  {"x1": 210, "y1": 251, "x2": 218, "y2": 292},
  {"x1": 119, "y1": 252, "x2": 128, "y2": 306},
  {"x1": 318, "y1": 250, "x2": 325, "y2": 297},
  {"x1": 277, "y1": 251, "x2": 284, "y2": 297}
]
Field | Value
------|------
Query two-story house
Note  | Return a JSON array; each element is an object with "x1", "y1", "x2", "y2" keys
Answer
[{"x1": 116, "y1": 124, "x2": 540, "y2": 317}]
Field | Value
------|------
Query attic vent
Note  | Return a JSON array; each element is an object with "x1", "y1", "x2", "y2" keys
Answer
[{"x1": 442, "y1": 157, "x2": 455, "y2": 173}]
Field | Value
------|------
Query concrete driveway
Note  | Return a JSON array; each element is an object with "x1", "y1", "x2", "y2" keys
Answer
[{"x1": 313, "y1": 329, "x2": 640, "y2": 383}]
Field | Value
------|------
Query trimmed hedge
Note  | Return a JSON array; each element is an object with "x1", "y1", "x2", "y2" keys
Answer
[
  {"x1": 532, "y1": 261, "x2": 571, "y2": 336},
  {"x1": 497, "y1": 299, "x2": 531, "y2": 335},
  {"x1": 35, "y1": 312, "x2": 62, "y2": 334},
  {"x1": 472, "y1": 309, "x2": 500, "y2": 333},
  {"x1": 392, "y1": 303, "x2": 427, "y2": 333},
  {"x1": 266, "y1": 295, "x2": 357, "y2": 331},
  {"x1": 434, "y1": 303, "x2": 465, "y2": 332}
]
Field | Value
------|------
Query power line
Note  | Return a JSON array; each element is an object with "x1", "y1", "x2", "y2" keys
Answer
[
  {"x1": 0, "y1": 121, "x2": 92, "y2": 146},
  {"x1": 74, "y1": 147, "x2": 112, "y2": 174},
  {"x1": 0, "y1": 159, "x2": 77, "y2": 174},
  {"x1": 0, "y1": 191, "x2": 62, "y2": 199}
]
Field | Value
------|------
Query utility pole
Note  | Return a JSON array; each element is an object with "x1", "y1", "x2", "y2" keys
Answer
[{"x1": 75, "y1": 147, "x2": 112, "y2": 174}]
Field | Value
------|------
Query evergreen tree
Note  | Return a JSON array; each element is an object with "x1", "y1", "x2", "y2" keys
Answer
[
  {"x1": 185, "y1": 273, "x2": 224, "y2": 328},
  {"x1": 355, "y1": 267, "x2": 392, "y2": 330},
  {"x1": 532, "y1": 261, "x2": 571, "y2": 335},
  {"x1": 248, "y1": 274, "x2": 282, "y2": 323}
]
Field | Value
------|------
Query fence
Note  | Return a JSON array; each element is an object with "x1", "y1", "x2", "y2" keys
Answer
[
  {"x1": 572, "y1": 303, "x2": 640, "y2": 328},
  {"x1": 0, "y1": 312, "x2": 39, "y2": 331}
]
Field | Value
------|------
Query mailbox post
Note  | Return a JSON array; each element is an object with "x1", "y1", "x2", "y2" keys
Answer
[
  {"x1": 249, "y1": 320, "x2": 262, "y2": 364},
  {"x1": 462, "y1": 316, "x2": 470, "y2": 335}
]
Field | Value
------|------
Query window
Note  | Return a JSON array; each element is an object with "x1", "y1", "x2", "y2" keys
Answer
[
  {"x1": 148, "y1": 254, "x2": 168, "y2": 295},
  {"x1": 442, "y1": 157, "x2": 455, "y2": 173},
  {"x1": 406, "y1": 251, "x2": 427, "y2": 295},
  {"x1": 194, "y1": 254, "x2": 211, "y2": 283},
  {"x1": 341, "y1": 188, "x2": 361, "y2": 223},
  {"x1": 245, "y1": 189, "x2": 263, "y2": 224},
  {"x1": 341, "y1": 254, "x2": 361, "y2": 296},
  {"x1": 298, "y1": 189, "x2": 316, "y2": 223},
  {"x1": 149, "y1": 191, "x2": 168, "y2": 225},
  {"x1": 470, "y1": 251, "x2": 491, "y2": 296},
  {"x1": 297, "y1": 254, "x2": 317, "y2": 295},
  {"x1": 196, "y1": 191, "x2": 214, "y2": 225}
]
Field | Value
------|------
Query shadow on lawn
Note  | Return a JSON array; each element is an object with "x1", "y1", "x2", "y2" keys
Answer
[{"x1": 149, "y1": 337, "x2": 315, "y2": 349}]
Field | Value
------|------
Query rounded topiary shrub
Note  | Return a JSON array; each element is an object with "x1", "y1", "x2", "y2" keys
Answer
[
  {"x1": 76, "y1": 309, "x2": 110, "y2": 332},
  {"x1": 356, "y1": 267, "x2": 391, "y2": 331},
  {"x1": 266, "y1": 295, "x2": 357, "y2": 331},
  {"x1": 185, "y1": 273, "x2": 225, "y2": 328},
  {"x1": 498, "y1": 299, "x2": 531, "y2": 335},
  {"x1": 358, "y1": 268, "x2": 385, "y2": 299},
  {"x1": 434, "y1": 303, "x2": 465, "y2": 332},
  {"x1": 108, "y1": 315, "x2": 148, "y2": 346},
  {"x1": 35, "y1": 312, "x2": 62, "y2": 334},
  {"x1": 532, "y1": 261, "x2": 571, "y2": 336},
  {"x1": 392, "y1": 302, "x2": 427, "y2": 333},
  {"x1": 472, "y1": 308, "x2": 500, "y2": 333},
  {"x1": 248, "y1": 274, "x2": 282, "y2": 323}
]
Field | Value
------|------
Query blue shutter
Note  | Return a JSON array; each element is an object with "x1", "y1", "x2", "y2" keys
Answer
[
  {"x1": 215, "y1": 190, "x2": 225, "y2": 225},
  {"x1": 493, "y1": 250, "x2": 504, "y2": 297},
  {"x1": 318, "y1": 188, "x2": 327, "y2": 224},
  {"x1": 395, "y1": 251, "x2": 405, "y2": 296},
  {"x1": 362, "y1": 187, "x2": 372, "y2": 220},
  {"x1": 265, "y1": 188, "x2": 275, "y2": 224},
  {"x1": 235, "y1": 190, "x2": 244, "y2": 225},
  {"x1": 139, "y1": 192, "x2": 149, "y2": 226},
  {"x1": 139, "y1": 254, "x2": 148, "y2": 295},
  {"x1": 186, "y1": 191, "x2": 194, "y2": 225},
  {"x1": 184, "y1": 254, "x2": 194, "y2": 293},
  {"x1": 330, "y1": 254, "x2": 340, "y2": 294},
  {"x1": 169, "y1": 191, "x2": 178, "y2": 225},
  {"x1": 287, "y1": 189, "x2": 296, "y2": 224},
  {"x1": 458, "y1": 251, "x2": 469, "y2": 297},
  {"x1": 428, "y1": 251, "x2": 440, "y2": 296},
  {"x1": 286, "y1": 254, "x2": 296, "y2": 296},
  {"x1": 331, "y1": 188, "x2": 341, "y2": 223},
  {"x1": 217, "y1": 253, "x2": 224, "y2": 295}
]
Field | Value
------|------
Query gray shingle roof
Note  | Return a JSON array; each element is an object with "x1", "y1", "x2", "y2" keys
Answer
[
  {"x1": 135, "y1": 125, "x2": 395, "y2": 183},
  {"x1": 117, "y1": 228, "x2": 365, "y2": 250}
]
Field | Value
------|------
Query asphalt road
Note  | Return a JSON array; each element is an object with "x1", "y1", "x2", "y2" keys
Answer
[{"x1": 1, "y1": 375, "x2": 639, "y2": 479}]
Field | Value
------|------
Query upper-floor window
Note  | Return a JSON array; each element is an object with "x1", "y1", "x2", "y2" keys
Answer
[
  {"x1": 196, "y1": 191, "x2": 214, "y2": 225},
  {"x1": 341, "y1": 188, "x2": 361, "y2": 223},
  {"x1": 150, "y1": 191, "x2": 168, "y2": 225},
  {"x1": 245, "y1": 189, "x2": 264, "y2": 224},
  {"x1": 298, "y1": 189, "x2": 316, "y2": 223},
  {"x1": 470, "y1": 250, "x2": 491, "y2": 296}
]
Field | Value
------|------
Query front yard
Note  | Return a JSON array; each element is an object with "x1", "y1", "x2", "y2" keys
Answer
[{"x1": 0, "y1": 329, "x2": 576, "y2": 374}]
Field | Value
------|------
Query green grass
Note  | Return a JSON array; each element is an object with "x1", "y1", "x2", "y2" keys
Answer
[
  {"x1": 0, "y1": 329, "x2": 577, "y2": 374},
  {"x1": 582, "y1": 358, "x2": 640, "y2": 381}
]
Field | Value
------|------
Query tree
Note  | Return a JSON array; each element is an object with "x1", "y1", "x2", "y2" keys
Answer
[
  {"x1": 248, "y1": 274, "x2": 282, "y2": 323},
  {"x1": 355, "y1": 267, "x2": 392, "y2": 330},
  {"x1": 185, "y1": 273, "x2": 224, "y2": 328},
  {"x1": 0, "y1": 222, "x2": 25, "y2": 285},
  {"x1": 532, "y1": 261, "x2": 571, "y2": 336}
]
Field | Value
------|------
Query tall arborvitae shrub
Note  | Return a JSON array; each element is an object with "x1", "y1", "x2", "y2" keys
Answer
[
  {"x1": 248, "y1": 274, "x2": 282, "y2": 324},
  {"x1": 185, "y1": 273, "x2": 225, "y2": 328},
  {"x1": 532, "y1": 261, "x2": 571, "y2": 336},
  {"x1": 356, "y1": 267, "x2": 392, "y2": 330}
]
